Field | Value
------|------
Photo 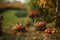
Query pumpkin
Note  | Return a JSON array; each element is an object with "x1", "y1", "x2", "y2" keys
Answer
[
  {"x1": 51, "y1": 30, "x2": 56, "y2": 34},
  {"x1": 13, "y1": 24, "x2": 23, "y2": 30},
  {"x1": 44, "y1": 28, "x2": 56, "y2": 34},
  {"x1": 45, "y1": 29, "x2": 48, "y2": 33},
  {"x1": 44, "y1": 29, "x2": 51, "y2": 33},
  {"x1": 34, "y1": 21, "x2": 46, "y2": 27}
]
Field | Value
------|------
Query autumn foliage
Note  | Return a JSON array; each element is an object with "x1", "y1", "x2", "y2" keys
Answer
[{"x1": 27, "y1": 10, "x2": 40, "y2": 18}]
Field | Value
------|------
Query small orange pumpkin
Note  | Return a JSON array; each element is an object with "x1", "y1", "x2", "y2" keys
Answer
[
  {"x1": 51, "y1": 30, "x2": 56, "y2": 34},
  {"x1": 45, "y1": 29, "x2": 48, "y2": 33}
]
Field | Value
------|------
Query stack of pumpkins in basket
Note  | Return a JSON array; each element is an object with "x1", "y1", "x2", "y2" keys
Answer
[{"x1": 34, "y1": 21, "x2": 46, "y2": 31}]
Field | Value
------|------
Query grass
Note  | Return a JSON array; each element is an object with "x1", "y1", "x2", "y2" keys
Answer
[
  {"x1": 2, "y1": 10, "x2": 31, "y2": 29},
  {"x1": 1, "y1": 10, "x2": 32, "y2": 40}
]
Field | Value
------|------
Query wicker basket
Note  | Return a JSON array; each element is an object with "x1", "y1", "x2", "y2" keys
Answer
[{"x1": 34, "y1": 21, "x2": 46, "y2": 31}]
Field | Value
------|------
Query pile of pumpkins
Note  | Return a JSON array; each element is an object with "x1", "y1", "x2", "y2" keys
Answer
[
  {"x1": 44, "y1": 27, "x2": 58, "y2": 34},
  {"x1": 34, "y1": 21, "x2": 46, "y2": 27},
  {"x1": 34, "y1": 20, "x2": 58, "y2": 34}
]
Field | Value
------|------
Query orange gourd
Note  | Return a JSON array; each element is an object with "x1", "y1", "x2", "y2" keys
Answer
[
  {"x1": 51, "y1": 30, "x2": 56, "y2": 34},
  {"x1": 45, "y1": 29, "x2": 48, "y2": 33}
]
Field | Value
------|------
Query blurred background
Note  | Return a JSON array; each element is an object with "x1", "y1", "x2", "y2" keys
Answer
[{"x1": 0, "y1": 0, "x2": 60, "y2": 40}]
